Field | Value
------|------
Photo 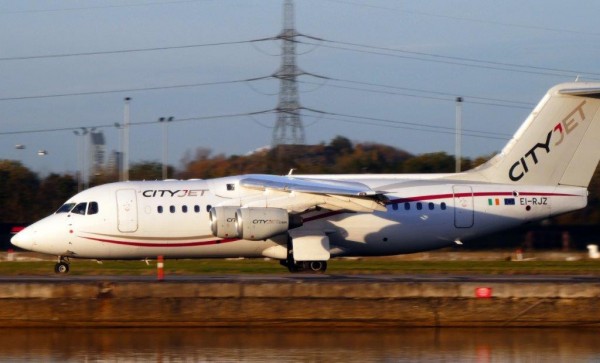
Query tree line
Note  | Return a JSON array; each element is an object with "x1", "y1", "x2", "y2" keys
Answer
[{"x1": 1, "y1": 136, "x2": 599, "y2": 225}]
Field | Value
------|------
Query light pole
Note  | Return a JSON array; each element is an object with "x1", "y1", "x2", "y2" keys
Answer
[
  {"x1": 73, "y1": 127, "x2": 88, "y2": 192},
  {"x1": 455, "y1": 97, "x2": 463, "y2": 173},
  {"x1": 123, "y1": 97, "x2": 131, "y2": 181},
  {"x1": 158, "y1": 116, "x2": 174, "y2": 179},
  {"x1": 114, "y1": 122, "x2": 123, "y2": 181}
]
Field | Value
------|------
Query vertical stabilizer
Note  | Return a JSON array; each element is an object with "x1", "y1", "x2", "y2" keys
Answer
[{"x1": 464, "y1": 82, "x2": 600, "y2": 187}]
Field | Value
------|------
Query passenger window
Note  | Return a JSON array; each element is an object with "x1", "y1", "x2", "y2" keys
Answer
[
  {"x1": 170, "y1": 206, "x2": 175, "y2": 213},
  {"x1": 392, "y1": 203, "x2": 398, "y2": 211},
  {"x1": 87, "y1": 202, "x2": 99, "y2": 215},
  {"x1": 404, "y1": 203, "x2": 410, "y2": 210},
  {"x1": 416, "y1": 202, "x2": 422, "y2": 210},
  {"x1": 71, "y1": 202, "x2": 87, "y2": 215},
  {"x1": 206, "y1": 205, "x2": 212, "y2": 212},
  {"x1": 441, "y1": 202, "x2": 447, "y2": 210},
  {"x1": 182, "y1": 205, "x2": 188, "y2": 213},
  {"x1": 428, "y1": 202, "x2": 434, "y2": 210},
  {"x1": 194, "y1": 205, "x2": 200, "y2": 213},
  {"x1": 158, "y1": 206, "x2": 163, "y2": 214}
]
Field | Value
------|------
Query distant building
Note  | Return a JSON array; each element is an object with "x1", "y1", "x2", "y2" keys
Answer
[
  {"x1": 90, "y1": 131, "x2": 106, "y2": 177},
  {"x1": 106, "y1": 150, "x2": 122, "y2": 178}
]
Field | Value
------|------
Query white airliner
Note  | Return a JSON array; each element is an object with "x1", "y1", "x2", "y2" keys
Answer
[{"x1": 11, "y1": 82, "x2": 600, "y2": 273}]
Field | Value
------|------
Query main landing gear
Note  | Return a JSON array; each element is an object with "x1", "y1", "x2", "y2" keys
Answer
[
  {"x1": 281, "y1": 236, "x2": 328, "y2": 273},
  {"x1": 280, "y1": 259, "x2": 328, "y2": 273},
  {"x1": 54, "y1": 256, "x2": 70, "y2": 274}
]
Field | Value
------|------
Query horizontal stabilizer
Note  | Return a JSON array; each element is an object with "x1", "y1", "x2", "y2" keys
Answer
[{"x1": 559, "y1": 87, "x2": 600, "y2": 98}]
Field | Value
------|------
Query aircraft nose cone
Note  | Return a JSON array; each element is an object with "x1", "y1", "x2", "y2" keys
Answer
[{"x1": 11, "y1": 228, "x2": 33, "y2": 250}]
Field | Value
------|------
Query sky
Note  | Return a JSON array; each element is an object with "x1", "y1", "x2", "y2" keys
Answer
[{"x1": 1, "y1": 0, "x2": 600, "y2": 176}]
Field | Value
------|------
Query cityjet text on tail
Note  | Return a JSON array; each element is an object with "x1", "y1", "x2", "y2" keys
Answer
[{"x1": 12, "y1": 82, "x2": 600, "y2": 273}]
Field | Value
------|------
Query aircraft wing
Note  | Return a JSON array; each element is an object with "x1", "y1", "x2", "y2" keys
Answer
[
  {"x1": 240, "y1": 175, "x2": 378, "y2": 196},
  {"x1": 238, "y1": 175, "x2": 388, "y2": 212}
]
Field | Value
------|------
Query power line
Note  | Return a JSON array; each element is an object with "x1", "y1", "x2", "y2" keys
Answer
[
  {"x1": 0, "y1": 110, "x2": 273, "y2": 136},
  {"x1": 0, "y1": 0, "x2": 210, "y2": 15},
  {"x1": 3, "y1": 28, "x2": 595, "y2": 81},
  {"x1": 0, "y1": 38, "x2": 275, "y2": 61},
  {"x1": 5, "y1": 27, "x2": 596, "y2": 80},
  {"x1": 297, "y1": 37, "x2": 600, "y2": 80},
  {"x1": 308, "y1": 113, "x2": 510, "y2": 141},
  {"x1": 0, "y1": 77, "x2": 270, "y2": 102},
  {"x1": 0, "y1": 54, "x2": 537, "y2": 111},
  {"x1": 1, "y1": 106, "x2": 511, "y2": 141},
  {"x1": 321, "y1": 38, "x2": 600, "y2": 78},
  {"x1": 0, "y1": 72, "x2": 534, "y2": 112},
  {"x1": 300, "y1": 108, "x2": 512, "y2": 139},
  {"x1": 329, "y1": 77, "x2": 534, "y2": 106},
  {"x1": 322, "y1": 0, "x2": 600, "y2": 37},
  {"x1": 298, "y1": 79, "x2": 534, "y2": 110}
]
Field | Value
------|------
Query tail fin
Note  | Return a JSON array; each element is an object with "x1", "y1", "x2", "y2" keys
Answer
[{"x1": 464, "y1": 82, "x2": 600, "y2": 187}]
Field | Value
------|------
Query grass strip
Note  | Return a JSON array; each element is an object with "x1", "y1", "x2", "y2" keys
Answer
[{"x1": 0, "y1": 258, "x2": 598, "y2": 276}]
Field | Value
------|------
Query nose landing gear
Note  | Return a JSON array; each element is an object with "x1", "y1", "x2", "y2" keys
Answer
[{"x1": 54, "y1": 256, "x2": 70, "y2": 274}]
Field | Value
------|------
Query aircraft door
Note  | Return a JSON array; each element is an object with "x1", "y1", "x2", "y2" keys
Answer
[
  {"x1": 452, "y1": 185, "x2": 474, "y2": 228},
  {"x1": 116, "y1": 189, "x2": 138, "y2": 232}
]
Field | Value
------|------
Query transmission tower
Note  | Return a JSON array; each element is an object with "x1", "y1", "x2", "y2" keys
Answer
[{"x1": 272, "y1": 0, "x2": 305, "y2": 146}]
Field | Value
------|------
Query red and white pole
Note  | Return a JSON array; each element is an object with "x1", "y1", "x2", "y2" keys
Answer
[{"x1": 157, "y1": 255, "x2": 164, "y2": 281}]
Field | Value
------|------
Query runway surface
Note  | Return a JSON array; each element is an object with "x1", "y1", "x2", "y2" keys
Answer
[{"x1": 0, "y1": 274, "x2": 599, "y2": 283}]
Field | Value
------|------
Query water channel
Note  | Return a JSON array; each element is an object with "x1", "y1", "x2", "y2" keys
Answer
[{"x1": 0, "y1": 327, "x2": 598, "y2": 362}]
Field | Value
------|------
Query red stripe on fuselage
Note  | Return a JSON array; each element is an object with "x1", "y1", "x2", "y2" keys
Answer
[{"x1": 82, "y1": 236, "x2": 239, "y2": 248}]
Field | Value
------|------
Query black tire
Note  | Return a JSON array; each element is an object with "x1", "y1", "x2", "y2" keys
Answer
[
  {"x1": 308, "y1": 261, "x2": 327, "y2": 273},
  {"x1": 54, "y1": 262, "x2": 70, "y2": 274}
]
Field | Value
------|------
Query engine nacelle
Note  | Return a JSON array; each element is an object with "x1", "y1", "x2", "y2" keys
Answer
[
  {"x1": 209, "y1": 206, "x2": 240, "y2": 238},
  {"x1": 235, "y1": 207, "x2": 299, "y2": 241}
]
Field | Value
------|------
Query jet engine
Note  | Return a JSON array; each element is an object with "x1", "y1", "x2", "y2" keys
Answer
[
  {"x1": 235, "y1": 207, "x2": 302, "y2": 240},
  {"x1": 209, "y1": 206, "x2": 239, "y2": 238}
]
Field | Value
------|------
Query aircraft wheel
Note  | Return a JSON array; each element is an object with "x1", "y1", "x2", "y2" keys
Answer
[
  {"x1": 308, "y1": 261, "x2": 327, "y2": 273},
  {"x1": 54, "y1": 262, "x2": 70, "y2": 274}
]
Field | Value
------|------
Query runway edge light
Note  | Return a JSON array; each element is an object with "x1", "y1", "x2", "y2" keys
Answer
[{"x1": 475, "y1": 287, "x2": 493, "y2": 298}]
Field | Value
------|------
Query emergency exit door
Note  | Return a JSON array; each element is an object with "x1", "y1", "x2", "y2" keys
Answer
[
  {"x1": 453, "y1": 185, "x2": 474, "y2": 228},
  {"x1": 116, "y1": 189, "x2": 138, "y2": 232}
]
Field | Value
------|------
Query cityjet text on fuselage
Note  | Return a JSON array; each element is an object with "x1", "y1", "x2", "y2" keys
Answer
[
  {"x1": 509, "y1": 100, "x2": 587, "y2": 182},
  {"x1": 142, "y1": 189, "x2": 209, "y2": 198}
]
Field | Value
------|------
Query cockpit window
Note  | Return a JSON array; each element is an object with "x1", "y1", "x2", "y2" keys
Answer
[
  {"x1": 87, "y1": 202, "x2": 99, "y2": 215},
  {"x1": 71, "y1": 202, "x2": 87, "y2": 215},
  {"x1": 56, "y1": 203, "x2": 76, "y2": 214}
]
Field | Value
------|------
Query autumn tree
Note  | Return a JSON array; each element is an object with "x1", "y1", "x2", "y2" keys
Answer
[
  {"x1": 129, "y1": 161, "x2": 164, "y2": 180},
  {"x1": 0, "y1": 160, "x2": 40, "y2": 223},
  {"x1": 36, "y1": 174, "x2": 77, "y2": 219},
  {"x1": 402, "y1": 152, "x2": 455, "y2": 173}
]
